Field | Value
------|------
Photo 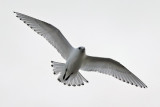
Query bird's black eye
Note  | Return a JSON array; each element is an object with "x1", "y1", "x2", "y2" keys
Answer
[{"x1": 78, "y1": 47, "x2": 81, "y2": 50}]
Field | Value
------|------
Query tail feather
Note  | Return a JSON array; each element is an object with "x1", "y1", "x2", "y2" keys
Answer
[
  {"x1": 62, "y1": 72, "x2": 88, "y2": 86},
  {"x1": 77, "y1": 74, "x2": 82, "y2": 86},
  {"x1": 51, "y1": 61, "x2": 88, "y2": 86},
  {"x1": 77, "y1": 73, "x2": 84, "y2": 85},
  {"x1": 51, "y1": 61, "x2": 65, "y2": 75},
  {"x1": 78, "y1": 72, "x2": 89, "y2": 83}
]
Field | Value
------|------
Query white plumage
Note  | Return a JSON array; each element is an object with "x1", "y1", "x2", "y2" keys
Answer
[{"x1": 14, "y1": 12, "x2": 147, "y2": 88}]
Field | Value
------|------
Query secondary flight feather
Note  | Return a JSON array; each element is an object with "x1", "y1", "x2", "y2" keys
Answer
[{"x1": 14, "y1": 12, "x2": 147, "y2": 88}]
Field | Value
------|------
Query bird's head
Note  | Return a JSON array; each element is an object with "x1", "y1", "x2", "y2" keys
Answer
[{"x1": 78, "y1": 46, "x2": 85, "y2": 53}]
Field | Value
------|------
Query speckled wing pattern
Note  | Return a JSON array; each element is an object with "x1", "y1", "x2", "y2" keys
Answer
[
  {"x1": 14, "y1": 12, "x2": 73, "y2": 60},
  {"x1": 81, "y1": 56, "x2": 147, "y2": 88}
]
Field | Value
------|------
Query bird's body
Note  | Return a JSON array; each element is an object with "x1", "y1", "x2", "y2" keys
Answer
[
  {"x1": 58, "y1": 47, "x2": 85, "y2": 82},
  {"x1": 14, "y1": 12, "x2": 147, "y2": 88}
]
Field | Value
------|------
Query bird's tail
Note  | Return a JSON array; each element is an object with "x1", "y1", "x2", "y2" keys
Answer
[
  {"x1": 51, "y1": 61, "x2": 88, "y2": 86},
  {"x1": 51, "y1": 61, "x2": 65, "y2": 75},
  {"x1": 61, "y1": 72, "x2": 88, "y2": 86}
]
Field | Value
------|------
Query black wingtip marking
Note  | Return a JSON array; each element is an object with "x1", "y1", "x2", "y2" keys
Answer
[
  {"x1": 51, "y1": 61, "x2": 53, "y2": 63},
  {"x1": 86, "y1": 81, "x2": 89, "y2": 83},
  {"x1": 51, "y1": 65, "x2": 53, "y2": 67},
  {"x1": 143, "y1": 86, "x2": 147, "y2": 88}
]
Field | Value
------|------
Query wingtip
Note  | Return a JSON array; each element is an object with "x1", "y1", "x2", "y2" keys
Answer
[
  {"x1": 138, "y1": 85, "x2": 148, "y2": 88},
  {"x1": 13, "y1": 11, "x2": 17, "y2": 14},
  {"x1": 13, "y1": 11, "x2": 21, "y2": 15},
  {"x1": 86, "y1": 80, "x2": 89, "y2": 83},
  {"x1": 144, "y1": 85, "x2": 148, "y2": 88}
]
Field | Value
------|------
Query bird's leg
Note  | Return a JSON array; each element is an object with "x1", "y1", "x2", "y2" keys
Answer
[
  {"x1": 65, "y1": 73, "x2": 73, "y2": 81},
  {"x1": 63, "y1": 68, "x2": 67, "y2": 80}
]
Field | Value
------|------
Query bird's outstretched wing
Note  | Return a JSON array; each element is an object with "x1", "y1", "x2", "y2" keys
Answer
[
  {"x1": 14, "y1": 12, "x2": 74, "y2": 60},
  {"x1": 81, "y1": 55, "x2": 147, "y2": 88}
]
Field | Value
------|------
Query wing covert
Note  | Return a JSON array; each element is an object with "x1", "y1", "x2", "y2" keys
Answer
[
  {"x1": 14, "y1": 12, "x2": 74, "y2": 60},
  {"x1": 81, "y1": 55, "x2": 147, "y2": 88}
]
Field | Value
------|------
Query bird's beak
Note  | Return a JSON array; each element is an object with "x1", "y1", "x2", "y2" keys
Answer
[{"x1": 82, "y1": 48, "x2": 85, "y2": 53}]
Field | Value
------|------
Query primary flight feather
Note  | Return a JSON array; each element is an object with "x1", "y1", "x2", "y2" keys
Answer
[{"x1": 14, "y1": 12, "x2": 147, "y2": 88}]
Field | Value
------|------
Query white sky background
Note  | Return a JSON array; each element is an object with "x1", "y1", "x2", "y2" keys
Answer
[{"x1": 1, "y1": 0, "x2": 160, "y2": 107}]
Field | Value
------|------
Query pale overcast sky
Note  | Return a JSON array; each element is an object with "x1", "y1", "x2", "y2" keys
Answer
[{"x1": 1, "y1": 0, "x2": 160, "y2": 107}]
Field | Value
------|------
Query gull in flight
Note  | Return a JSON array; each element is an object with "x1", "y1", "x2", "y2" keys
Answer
[{"x1": 14, "y1": 12, "x2": 147, "y2": 88}]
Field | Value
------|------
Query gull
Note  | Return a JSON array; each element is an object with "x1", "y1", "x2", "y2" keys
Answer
[{"x1": 14, "y1": 12, "x2": 147, "y2": 88}]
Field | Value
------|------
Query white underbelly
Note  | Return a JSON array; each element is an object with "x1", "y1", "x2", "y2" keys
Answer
[{"x1": 66, "y1": 50, "x2": 84, "y2": 73}]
